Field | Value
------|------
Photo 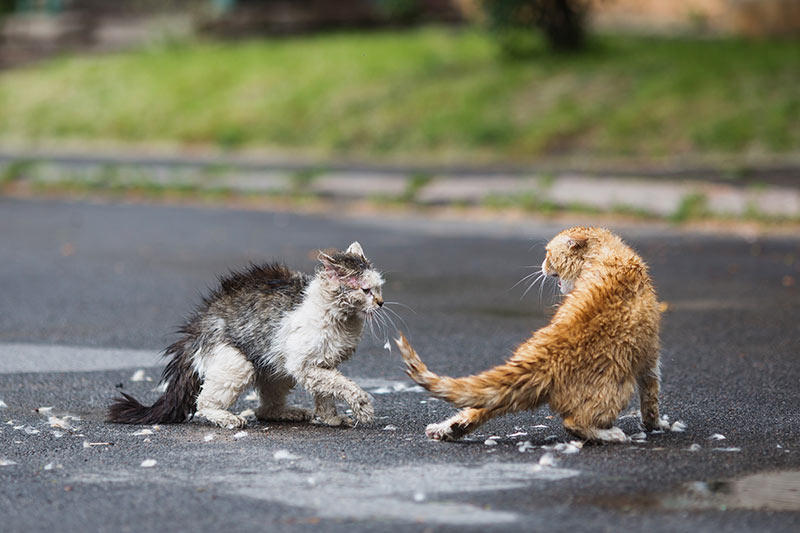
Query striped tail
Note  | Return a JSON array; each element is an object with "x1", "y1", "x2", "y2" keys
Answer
[
  {"x1": 394, "y1": 333, "x2": 548, "y2": 412},
  {"x1": 107, "y1": 340, "x2": 201, "y2": 425}
]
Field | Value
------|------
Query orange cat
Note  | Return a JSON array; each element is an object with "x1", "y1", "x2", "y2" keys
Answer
[{"x1": 396, "y1": 226, "x2": 668, "y2": 443}]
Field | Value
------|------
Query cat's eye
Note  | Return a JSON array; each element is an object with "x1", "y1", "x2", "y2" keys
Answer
[{"x1": 362, "y1": 287, "x2": 370, "y2": 294}]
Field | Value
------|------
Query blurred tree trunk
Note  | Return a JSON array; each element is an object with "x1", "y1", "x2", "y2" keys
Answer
[
  {"x1": 483, "y1": 0, "x2": 589, "y2": 54},
  {"x1": 540, "y1": 0, "x2": 585, "y2": 51}
]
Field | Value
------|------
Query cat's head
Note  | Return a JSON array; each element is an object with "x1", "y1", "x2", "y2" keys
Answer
[
  {"x1": 318, "y1": 242, "x2": 384, "y2": 314},
  {"x1": 542, "y1": 227, "x2": 598, "y2": 294}
]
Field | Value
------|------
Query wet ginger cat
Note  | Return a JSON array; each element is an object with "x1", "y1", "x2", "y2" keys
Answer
[{"x1": 396, "y1": 226, "x2": 668, "y2": 443}]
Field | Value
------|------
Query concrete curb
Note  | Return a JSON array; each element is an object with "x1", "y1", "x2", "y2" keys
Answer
[{"x1": 1, "y1": 152, "x2": 799, "y2": 221}]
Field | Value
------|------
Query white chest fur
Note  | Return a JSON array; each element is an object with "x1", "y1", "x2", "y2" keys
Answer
[{"x1": 273, "y1": 278, "x2": 365, "y2": 374}]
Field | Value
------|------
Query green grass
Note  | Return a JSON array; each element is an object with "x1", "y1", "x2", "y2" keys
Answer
[
  {"x1": 670, "y1": 192, "x2": 709, "y2": 223},
  {"x1": 1, "y1": 28, "x2": 798, "y2": 163},
  {"x1": 400, "y1": 172, "x2": 433, "y2": 203}
]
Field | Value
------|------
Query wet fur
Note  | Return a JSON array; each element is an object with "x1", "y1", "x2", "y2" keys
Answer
[
  {"x1": 396, "y1": 227, "x2": 667, "y2": 443},
  {"x1": 108, "y1": 242, "x2": 384, "y2": 429}
]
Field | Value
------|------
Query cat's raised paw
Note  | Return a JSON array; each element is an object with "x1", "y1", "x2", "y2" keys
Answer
[{"x1": 350, "y1": 394, "x2": 374, "y2": 424}]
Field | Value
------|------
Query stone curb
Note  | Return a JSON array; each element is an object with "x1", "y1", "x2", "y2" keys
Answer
[{"x1": 1, "y1": 154, "x2": 799, "y2": 221}]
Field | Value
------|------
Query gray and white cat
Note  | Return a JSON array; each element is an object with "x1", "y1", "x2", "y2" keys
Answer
[{"x1": 108, "y1": 242, "x2": 384, "y2": 429}]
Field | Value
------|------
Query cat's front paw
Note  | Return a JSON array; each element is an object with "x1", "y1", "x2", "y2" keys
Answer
[
  {"x1": 199, "y1": 409, "x2": 248, "y2": 429},
  {"x1": 425, "y1": 420, "x2": 461, "y2": 441},
  {"x1": 349, "y1": 392, "x2": 374, "y2": 424}
]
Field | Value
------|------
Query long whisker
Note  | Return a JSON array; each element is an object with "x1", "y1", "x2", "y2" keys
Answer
[
  {"x1": 379, "y1": 308, "x2": 405, "y2": 338},
  {"x1": 382, "y1": 306, "x2": 409, "y2": 333},
  {"x1": 365, "y1": 314, "x2": 375, "y2": 341},
  {"x1": 373, "y1": 310, "x2": 389, "y2": 341},
  {"x1": 372, "y1": 314, "x2": 386, "y2": 342},
  {"x1": 536, "y1": 273, "x2": 548, "y2": 300},
  {"x1": 376, "y1": 308, "x2": 397, "y2": 333},
  {"x1": 383, "y1": 301, "x2": 416, "y2": 314},
  {"x1": 509, "y1": 269, "x2": 541, "y2": 292},
  {"x1": 521, "y1": 271, "x2": 546, "y2": 300},
  {"x1": 529, "y1": 241, "x2": 545, "y2": 253}
]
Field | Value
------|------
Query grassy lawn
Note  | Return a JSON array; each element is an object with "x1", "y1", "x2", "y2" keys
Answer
[{"x1": 0, "y1": 27, "x2": 798, "y2": 164}]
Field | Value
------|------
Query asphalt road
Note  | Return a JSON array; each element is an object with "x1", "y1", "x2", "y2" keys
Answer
[{"x1": 1, "y1": 198, "x2": 798, "y2": 532}]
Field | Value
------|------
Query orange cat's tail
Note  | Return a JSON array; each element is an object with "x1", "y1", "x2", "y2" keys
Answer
[{"x1": 394, "y1": 334, "x2": 548, "y2": 413}]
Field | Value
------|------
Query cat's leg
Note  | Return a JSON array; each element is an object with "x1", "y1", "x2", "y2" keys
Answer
[
  {"x1": 312, "y1": 393, "x2": 352, "y2": 427},
  {"x1": 563, "y1": 416, "x2": 628, "y2": 443},
  {"x1": 254, "y1": 373, "x2": 311, "y2": 422},
  {"x1": 292, "y1": 366, "x2": 374, "y2": 424},
  {"x1": 560, "y1": 381, "x2": 635, "y2": 444},
  {"x1": 638, "y1": 359, "x2": 669, "y2": 431},
  {"x1": 425, "y1": 407, "x2": 493, "y2": 441},
  {"x1": 195, "y1": 344, "x2": 255, "y2": 429}
]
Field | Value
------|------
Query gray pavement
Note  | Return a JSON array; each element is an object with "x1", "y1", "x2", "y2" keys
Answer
[{"x1": 0, "y1": 198, "x2": 799, "y2": 532}]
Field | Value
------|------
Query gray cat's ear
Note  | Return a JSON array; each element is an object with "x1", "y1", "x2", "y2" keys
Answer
[
  {"x1": 318, "y1": 251, "x2": 340, "y2": 280},
  {"x1": 318, "y1": 250, "x2": 337, "y2": 268},
  {"x1": 346, "y1": 241, "x2": 366, "y2": 258}
]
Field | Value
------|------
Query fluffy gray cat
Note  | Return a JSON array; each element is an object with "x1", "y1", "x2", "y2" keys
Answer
[{"x1": 108, "y1": 242, "x2": 384, "y2": 429}]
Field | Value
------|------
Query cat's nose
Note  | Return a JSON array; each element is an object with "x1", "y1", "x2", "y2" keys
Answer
[{"x1": 375, "y1": 296, "x2": 384, "y2": 307}]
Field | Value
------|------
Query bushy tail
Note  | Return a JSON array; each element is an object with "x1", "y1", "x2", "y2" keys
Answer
[
  {"x1": 107, "y1": 341, "x2": 201, "y2": 425},
  {"x1": 395, "y1": 333, "x2": 549, "y2": 412}
]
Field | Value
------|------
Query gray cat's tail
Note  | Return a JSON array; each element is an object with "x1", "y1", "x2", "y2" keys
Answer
[{"x1": 107, "y1": 340, "x2": 201, "y2": 425}]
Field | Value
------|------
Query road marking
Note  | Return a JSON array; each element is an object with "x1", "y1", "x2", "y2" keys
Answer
[
  {"x1": 0, "y1": 344, "x2": 425, "y2": 396},
  {"x1": 0, "y1": 343, "x2": 159, "y2": 374},
  {"x1": 71, "y1": 460, "x2": 579, "y2": 525}
]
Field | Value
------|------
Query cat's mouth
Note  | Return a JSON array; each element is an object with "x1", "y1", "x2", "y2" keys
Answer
[{"x1": 558, "y1": 278, "x2": 574, "y2": 294}]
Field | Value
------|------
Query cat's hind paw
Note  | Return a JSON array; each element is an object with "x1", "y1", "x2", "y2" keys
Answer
[
  {"x1": 642, "y1": 413, "x2": 670, "y2": 432},
  {"x1": 313, "y1": 414, "x2": 354, "y2": 427},
  {"x1": 593, "y1": 426, "x2": 628, "y2": 443},
  {"x1": 256, "y1": 405, "x2": 312, "y2": 422}
]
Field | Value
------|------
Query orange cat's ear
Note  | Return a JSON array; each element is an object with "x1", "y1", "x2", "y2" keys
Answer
[{"x1": 568, "y1": 237, "x2": 587, "y2": 250}]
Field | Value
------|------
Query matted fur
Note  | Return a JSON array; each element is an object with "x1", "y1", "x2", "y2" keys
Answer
[
  {"x1": 396, "y1": 227, "x2": 667, "y2": 443},
  {"x1": 108, "y1": 241, "x2": 384, "y2": 429}
]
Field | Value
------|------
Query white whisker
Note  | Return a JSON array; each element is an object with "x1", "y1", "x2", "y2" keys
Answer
[
  {"x1": 509, "y1": 269, "x2": 541, "y2": 292},
  {"x1": 384, "y1": 301, "x2": 416, "y2": 314},
  {"x1": 382, "y1": 306, "x2": 409, "y2": 333},
  {"x1": 373, "y1": 310, "x2": 389, "y2": 340},
  {"x1": 521, "y1": 272, "x2": 546, "y2": 300},
  {"x1": 365, "y1": 314, "x2": 379, "y2": 342}
]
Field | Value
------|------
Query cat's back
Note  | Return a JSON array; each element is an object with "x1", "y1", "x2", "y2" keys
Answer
[
  {"x1": 542, "y1": 236, "x2": 660, "y2": 354},
  {"x1": 209, "y1": 262, "x2": 310, "y2": 317}
]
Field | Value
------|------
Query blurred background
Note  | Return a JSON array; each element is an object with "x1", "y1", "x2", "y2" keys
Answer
[{"x1": 0, "y1": 0, "x2": 798, "y2": 220}]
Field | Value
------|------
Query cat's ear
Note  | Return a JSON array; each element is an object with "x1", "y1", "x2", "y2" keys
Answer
[
  {"x1": 568, "y1": 237, "x2": 587, "y2": 250},
  {"x1": 346, "y1": 241, "x2": 366, "y2": 259},
  {"x1": 318, "y1": 250, "x2": 352, "y2": 281},
  {"x1": 318, "y1": 250, "x2": 339, "y2": 278}
]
